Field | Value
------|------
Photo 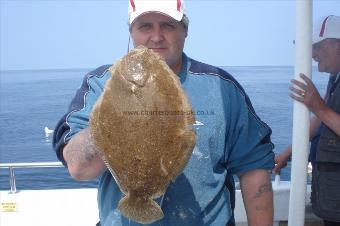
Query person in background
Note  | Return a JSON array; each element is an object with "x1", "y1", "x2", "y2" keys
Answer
[
  {"x1": 53, "y1": 0, "x2": 275, "y2": 225},
  {"x1": 273, "y1": 15, "x2": 340, "y2": 226}
]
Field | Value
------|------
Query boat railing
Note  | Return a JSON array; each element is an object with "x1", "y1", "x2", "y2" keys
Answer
[
  {"x1": 0, "y1": 161, "x2": 64, "y2": 194},
  {"x1": 1, "y1": 161, "x2": 286, "y2": 194}
]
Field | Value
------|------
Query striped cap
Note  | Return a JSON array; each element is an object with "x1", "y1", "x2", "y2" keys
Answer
[
  {"x1": 313, "y1": 15, "x2": 340, "y2": 44},
  {"x1": 128, "y1": 0, "x2": 185, "y2": 25}
]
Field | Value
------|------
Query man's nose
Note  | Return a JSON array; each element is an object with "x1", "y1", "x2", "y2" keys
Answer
[
  {"x1": 312, "y1": 48, "x2": 317, "y2": 59},
  {"x1": 150, "y1": 26, "x2": 164, "y2": 43}
]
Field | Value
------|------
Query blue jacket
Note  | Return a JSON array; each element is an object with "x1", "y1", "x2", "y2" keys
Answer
[{"x1": 53, "y1": 54, "x2": 275, "y2": 226}]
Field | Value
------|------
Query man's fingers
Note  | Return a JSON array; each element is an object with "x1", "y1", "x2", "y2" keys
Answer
[
  {"x1": 299, "y1": 73, "x2": 313, "y2": 86},
  {"x1": 273, "y1": 164, "x2": 282, "y2": 174},
  {"x1": 289, "y1": 93, "x2": 304, "y2": 102},
  {"x1": 291, "y1": 79, "x2": 308, "y2": 90},
  {"x1": 290, "y1": 86, "x2": 306, "y2": 96}
]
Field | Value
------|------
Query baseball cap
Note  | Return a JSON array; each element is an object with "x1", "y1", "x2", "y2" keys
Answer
[
  {"x1": 313, "y1": 15, "x2": 340, "y2": 44},
  {"x1": 128, "y1": 0, "x2": 185, "y2": 25}
]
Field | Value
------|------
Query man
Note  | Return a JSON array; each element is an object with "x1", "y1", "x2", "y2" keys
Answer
[
  {"x1": 53, "y1": 1, "x2": 275, "y2": 225},
  {"x1": 273, "y1": 15, "x2": 340, "y2": 226}
]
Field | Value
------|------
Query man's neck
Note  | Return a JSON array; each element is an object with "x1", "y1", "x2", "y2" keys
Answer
[{"x1": 170, "y1": 57, "x2": 183, "y2": 76}]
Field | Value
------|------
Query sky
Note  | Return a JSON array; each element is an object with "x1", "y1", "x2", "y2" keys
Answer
[{"x1": 1, "y1": 0, "x2": 340, "y2": 70}]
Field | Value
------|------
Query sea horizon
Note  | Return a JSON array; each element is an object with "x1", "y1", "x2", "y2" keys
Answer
[{"x1": 1, "y1": 64, "x2": 324, "y2": 74}]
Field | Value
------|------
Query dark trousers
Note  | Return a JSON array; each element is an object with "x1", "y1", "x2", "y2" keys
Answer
[{"x1": 324, "y1": 220, "x2": 340, "y2": 226}]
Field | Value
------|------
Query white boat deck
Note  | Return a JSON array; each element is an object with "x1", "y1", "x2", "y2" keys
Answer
[
  {"x1": 0, "y1": 181, "x2": 323, "y2": 226},
  {"x1": 0, "y1": 188, "x2": 99, "y2": 226},
  {"x1": 0, "y1": 162, "x2": 323, "y2": 226}
]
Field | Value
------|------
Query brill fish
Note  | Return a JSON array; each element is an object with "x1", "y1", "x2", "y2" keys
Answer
[{"x1": 89, "y1": 46, "x2": 196, "y2": 224}]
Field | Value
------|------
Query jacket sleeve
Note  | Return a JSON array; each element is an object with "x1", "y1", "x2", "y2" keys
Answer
[
  {"x1": 52, "y1": 65, "x2": 111, "y2": 165},
  {"x1": 222, "y1": 80, "x2": 275, "y2": 175}
]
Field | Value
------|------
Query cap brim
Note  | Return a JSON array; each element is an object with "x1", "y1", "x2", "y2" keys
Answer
[{"x1": 129, "y1": 11, "x2": 183, "y2": 24}]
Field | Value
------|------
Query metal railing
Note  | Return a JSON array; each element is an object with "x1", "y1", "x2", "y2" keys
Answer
[
  {"x1": 0, "y1": 161, "x2": 295, "y2": 194},
  {"x1": 0, "y1": 162, "x2": 64, "y2": 193}
]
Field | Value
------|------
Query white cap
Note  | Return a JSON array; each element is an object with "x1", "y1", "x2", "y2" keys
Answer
[
  {"x1": 128, "y1": 0, "x2": 185, "y2": 25},
  {"x1": 313, "y1": 15, "x2": 340, "y2": 44}
]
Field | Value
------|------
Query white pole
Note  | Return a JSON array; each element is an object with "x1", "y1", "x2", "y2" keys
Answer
[{"x1": 288, "y1": 1, "x2": 312, "y2": 226}]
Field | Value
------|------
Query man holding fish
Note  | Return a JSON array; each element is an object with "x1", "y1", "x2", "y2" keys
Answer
[{"x1": 53, "y1": 0, "x2": 275, "y2": 225}]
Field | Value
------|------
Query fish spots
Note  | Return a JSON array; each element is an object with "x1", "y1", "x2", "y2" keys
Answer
[{"x1": 130, "y1": 84, "x2": 137, "y2": 93}]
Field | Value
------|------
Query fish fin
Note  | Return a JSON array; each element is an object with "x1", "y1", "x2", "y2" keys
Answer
[{"x1": 118, "y1": 195, "x2": 164, "y2": 224}]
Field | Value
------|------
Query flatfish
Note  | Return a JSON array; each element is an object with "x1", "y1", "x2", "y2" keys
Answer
[{"x1": 89, "y1": 46, "x2": 196, "y2": 224}]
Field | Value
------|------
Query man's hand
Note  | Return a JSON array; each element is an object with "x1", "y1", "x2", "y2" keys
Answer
[
  {"x1": 239, "y1": 169, "x2": 273, "y2": 226},
  {"x1": 272, "y1": 146, "x2": 292, "y2": 174},
  {"x1": 289, "y1": 73, "x2": 325, "y2": 113},
  {"x1": 290, "y1": 73, "x2": 340, "y2": 136}
]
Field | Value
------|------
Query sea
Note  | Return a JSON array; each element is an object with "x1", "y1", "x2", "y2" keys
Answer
[{"x1": 0, "y1": 66, "x2": 329, "y2": 190}]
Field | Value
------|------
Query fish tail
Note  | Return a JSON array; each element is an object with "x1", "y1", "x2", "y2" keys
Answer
[{"x1": 118, "y1": 195, "x2": 164, "y2": 224}]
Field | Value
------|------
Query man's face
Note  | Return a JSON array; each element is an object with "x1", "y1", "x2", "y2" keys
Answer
[
  {"x1": 312, "y1": 38, "x2": 340, "y2": 74},
  {"x1": 130, "y1": 13, "x2": 187, "y2": 74}
]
